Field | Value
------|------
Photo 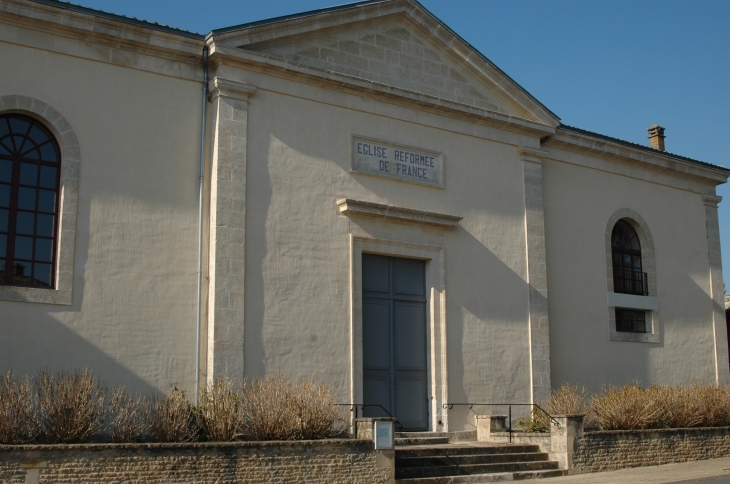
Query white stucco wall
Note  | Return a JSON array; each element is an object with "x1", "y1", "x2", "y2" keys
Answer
[
  {"x1": 2, "y1": 1, "x2": 726, "y2": 432},
  {"x1": 240, "y1": 79, "x2": 535, "y2": 429},
  {"x1": 543, "y1": 153, "x2": 718, "y2": 394},
  {"x1": 0, "y1": 40, "x2": 203, "y2": 394}
]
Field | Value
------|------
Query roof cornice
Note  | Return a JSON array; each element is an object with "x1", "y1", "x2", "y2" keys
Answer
[
  {"x1": 28, "y1": 0, "x2": 203, "y2": 38},
  {"x1": 546, "y1": 125, "x2": 729, "y2": 184},
  {"x1": 2, "y1": 0, "x2": 204, "y2": 67},
  {"x1": 208, "y1": 0, "x2": 560, "y2": 127},
  {"x1": 208, "y1": 45, "x2": 555, "y2": 138}
]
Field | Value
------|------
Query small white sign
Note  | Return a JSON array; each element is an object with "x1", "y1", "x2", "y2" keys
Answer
[
  {"x1": 374, "y1": 420, "x2": 394, "y2": 450},
  {"x1": 352, "y1": 136, "x2": 444, "y2": 188}
]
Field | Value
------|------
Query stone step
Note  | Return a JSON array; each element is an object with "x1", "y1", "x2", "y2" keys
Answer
[
  {"x1": 396, "y1": 444, "x2": 542, "y2": 458},
  {"x1": 396, "y1": 452, "x2": 550, "y2": 468},
  {"x1": 395, "y1": 468, "x2": 568, "y2": 483},
  {"x1": 395, "y1": 460, "x2": 560, "y2": 480},
  {"x1": 395, "y1": 437, "x2": 451, "y2": 446},
  {"x1": 396, "y1": 432, "x2": 451, "y2": 438}
]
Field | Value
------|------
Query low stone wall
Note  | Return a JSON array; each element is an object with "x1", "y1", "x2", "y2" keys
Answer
[
  {"x1": 0, "y1": 439, "x2": 394, "y2": 484},
  {"x1": 574, "y1": 426, "x2": 730, "y2": 473}
]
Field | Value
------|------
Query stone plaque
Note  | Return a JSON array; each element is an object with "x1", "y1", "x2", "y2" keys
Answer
[{"x1": 351, "y1": 136, "x2": 444, "y2": 188}]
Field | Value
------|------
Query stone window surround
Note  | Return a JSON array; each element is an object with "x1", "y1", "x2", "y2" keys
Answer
[
  {"x1": 0, "y1": 95, "x2": 79, "y2": 305},
  {"x1": 349, "y1": 235, "x2": 448, "y2": 432},
  {"x1": 604, "y1": 209, "x2": 659, "y2": 343}
]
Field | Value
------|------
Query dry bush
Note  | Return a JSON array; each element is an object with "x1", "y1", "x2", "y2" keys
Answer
[
  {"x1": 700, "y1": 385, "x2": 730, "y2": 426},
  {"x1": 653, "y1": 383, "x2": 730, "y2": 428},
  {"x1": 240, "y1": 374, "x2": 346, "y2": 441},
  {"x1": 36, "y1": 368, "x2": 106, "y2": 444},
  {"x1": 693, "y1": 384, "x2": 730, "y2": 427},
  {"x1": 515, "y1": 408, "x2": 550, "y2": 433},
  {"x1": 590, "y1": 382, "x2": 730, "y2": 430},
  {"x1": 0, "y1": 371, "x2": 39, "y2": 444},
  {"x1": 106, "y1": 386, "x2": 152, "y2": 443},
  {"x1": 240, "y1": 374, "x2": 296, "y2": 441},
  {"x1": 289, "y1": 378, "x2": 347, "y2": 440},
  {"x1": 198, "y1": 380, "x2": 241, "y2": 442},
  {"x1": 591, "y1": 383, "x2": 662, "y2": 430},
  {"x1": 516, "y1": 382, "x2": 591, "y2": 432},
  {"x1": 652, "y1": 385, "x2": 703, "y2": 429},
  {"x1": 149, "y1": 387, "x2": 196, "y2": 442}
]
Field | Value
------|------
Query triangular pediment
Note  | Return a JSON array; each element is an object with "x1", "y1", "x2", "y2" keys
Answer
[{"x1": 211, "y1": 0, "x2": 559, "y2": 126}]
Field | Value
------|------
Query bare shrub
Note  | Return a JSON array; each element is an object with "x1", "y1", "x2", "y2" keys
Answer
[
  {"x1": 591, "y1": 383, "x2": 662, "y2": 430},
  {"x1": 149, "y1": 387, "x2": 196, "y2": 442},
  {"x1": 36, "y1": 368, "x2": 106, "y2": 444},
  {"x1": 515, "y1": 408, "x2": 550, "y2": 433},
  {"x1": 106, "y1": 386, "x2": 151, "y2": 443},
  {"x1": 703, "y1": 385, "x2": 730, "y2": 426},
  {"x1": 653, "y1": 383, "x2": 730, "y2": 428},
  {"x1": 198, "y1": 380, "x2": 241, "y2": 442},
  {"x1": 240, "y1": 374, "x2": 346, "y2": 441},
  {"x1": 652, "y1": 385, "x2": 702, "y2": 429},
  {"x1": 290, "y1": 378, "x2": 347, "y2": 440},
  {"x1": 0, "y1": 371, "x2": 39, "y2": 444},
  {"x1": 516, "y1": 383, "x2": 591, "y2": 432},
  {"x1": 240, "y1": 374, "x2": 296, "y2": 441}
]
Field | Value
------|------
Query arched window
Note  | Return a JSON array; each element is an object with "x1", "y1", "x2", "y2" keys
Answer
[
  {"x1": 0, "y1": 114, "x2": 61, "y2": 288},
  {"x1": 611, "y1": 219, "x2": 647, "y2": 296},
  {"x1": 611, "y1": 219, "x2": 649, "y2": 333}
]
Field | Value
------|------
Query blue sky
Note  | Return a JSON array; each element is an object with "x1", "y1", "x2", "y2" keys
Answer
[{"x1": 75, "y1": 0, "x2": 730, "y2": 286}]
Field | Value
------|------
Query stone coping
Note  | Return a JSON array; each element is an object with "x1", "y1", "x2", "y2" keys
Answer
[
  {"x1": 583, "y1": 426, "x2": 730, "y2": 436},
  {"x1": 491, "y1": 432, "x2": 549, "y2": 437},
  {"x1": 0, "y1": 438, "x2": 369, "y2": 452}
]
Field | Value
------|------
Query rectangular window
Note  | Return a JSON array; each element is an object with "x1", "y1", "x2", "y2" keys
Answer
[{"x1": 615, "y1": 308, "x2": 647, "y2": 333}]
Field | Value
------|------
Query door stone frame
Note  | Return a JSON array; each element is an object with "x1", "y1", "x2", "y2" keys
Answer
[{"x1": 349, "y1": 235, "x2": 447, "y2": 432}]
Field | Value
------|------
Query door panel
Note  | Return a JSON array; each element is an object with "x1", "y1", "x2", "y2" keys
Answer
[
  {"x1": 363, "y1": 298, "x2": 391, "y2": 370},
  {"x1": 362, "y1": 378, "x2": 391, "y2": 418},
  {"x1": 394, "y1": 257, "x2": 425, "y2": 296},
  {"x1": 362, "y1": 254, "x2": 428, "y2": 431},
  {"x1": 363, "y1": 253, "x2": 390, "y2": 293},
  {"x1": 394, "y1": 301, "x2": 426, "y2": 370},
  {"x1": 396, "y1": 378, "x2": 427, "y2": 429}
]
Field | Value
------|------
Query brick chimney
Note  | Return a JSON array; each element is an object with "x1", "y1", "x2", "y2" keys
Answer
[{"x1": 648, "y1": 125, "x2": 665, "y2": 151}]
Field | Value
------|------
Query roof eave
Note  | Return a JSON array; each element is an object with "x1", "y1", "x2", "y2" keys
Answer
[
  {"x1": 547, "y1": 125, "x2": 730, "y2": 184},
  {"x1": 28, "y1": 0, "x2": 204, "y2": 39}
]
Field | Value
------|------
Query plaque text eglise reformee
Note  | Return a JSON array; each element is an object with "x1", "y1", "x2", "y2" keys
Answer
[{"x1": 351, "y1": 136, "x2": 444, "y2": 188}]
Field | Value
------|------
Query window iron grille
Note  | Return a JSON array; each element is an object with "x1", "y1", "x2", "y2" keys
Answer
[
  {"x1": 615, "y1": 308, "x2": 647, "y2": 333},
  {"x1": 613, "y1": 267, "x2": 649, "y2": 296}
]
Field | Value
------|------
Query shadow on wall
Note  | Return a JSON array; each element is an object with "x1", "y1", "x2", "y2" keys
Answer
[
  {"x1": 0, "y1": 179, "x2": 154, "y2": 393},
  {"x1": 0, "y1": 311, "x2": 157, "y2": 394},
  {"x1": 445, "y1": 228, "x2": 534, "y2": 430},
  {"x1": 243, "y1": 132, "x2": 273, "y2": 379}
]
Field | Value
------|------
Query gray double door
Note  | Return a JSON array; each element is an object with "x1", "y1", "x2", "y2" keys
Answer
[{"x1": 362, "y1": 254, "x2": 428, "y2": 431}]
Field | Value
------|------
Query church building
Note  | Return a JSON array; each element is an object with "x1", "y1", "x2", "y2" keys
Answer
[{"x1": 1, "y1": 0, "x2": 728, "y2": 431}]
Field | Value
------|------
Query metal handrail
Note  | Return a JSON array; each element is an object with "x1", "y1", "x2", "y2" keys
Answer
[
  {"x1": 442, "y1": 403, "x2": 560, "y2": 443},
  {"x1": 336, "y1": 403, "x2": 404, "y2": 437}
]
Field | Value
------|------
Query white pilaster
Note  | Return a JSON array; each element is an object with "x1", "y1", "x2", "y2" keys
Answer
[
  {"x1": 206, "y1": 77, "x2": 255, "y2": 385},
  {"x1": 702, "y1": 194, "x2": 730, "y2": 385},
  {"x1": 519, "y1": 146, "x2": 551, "y2": 403}
]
